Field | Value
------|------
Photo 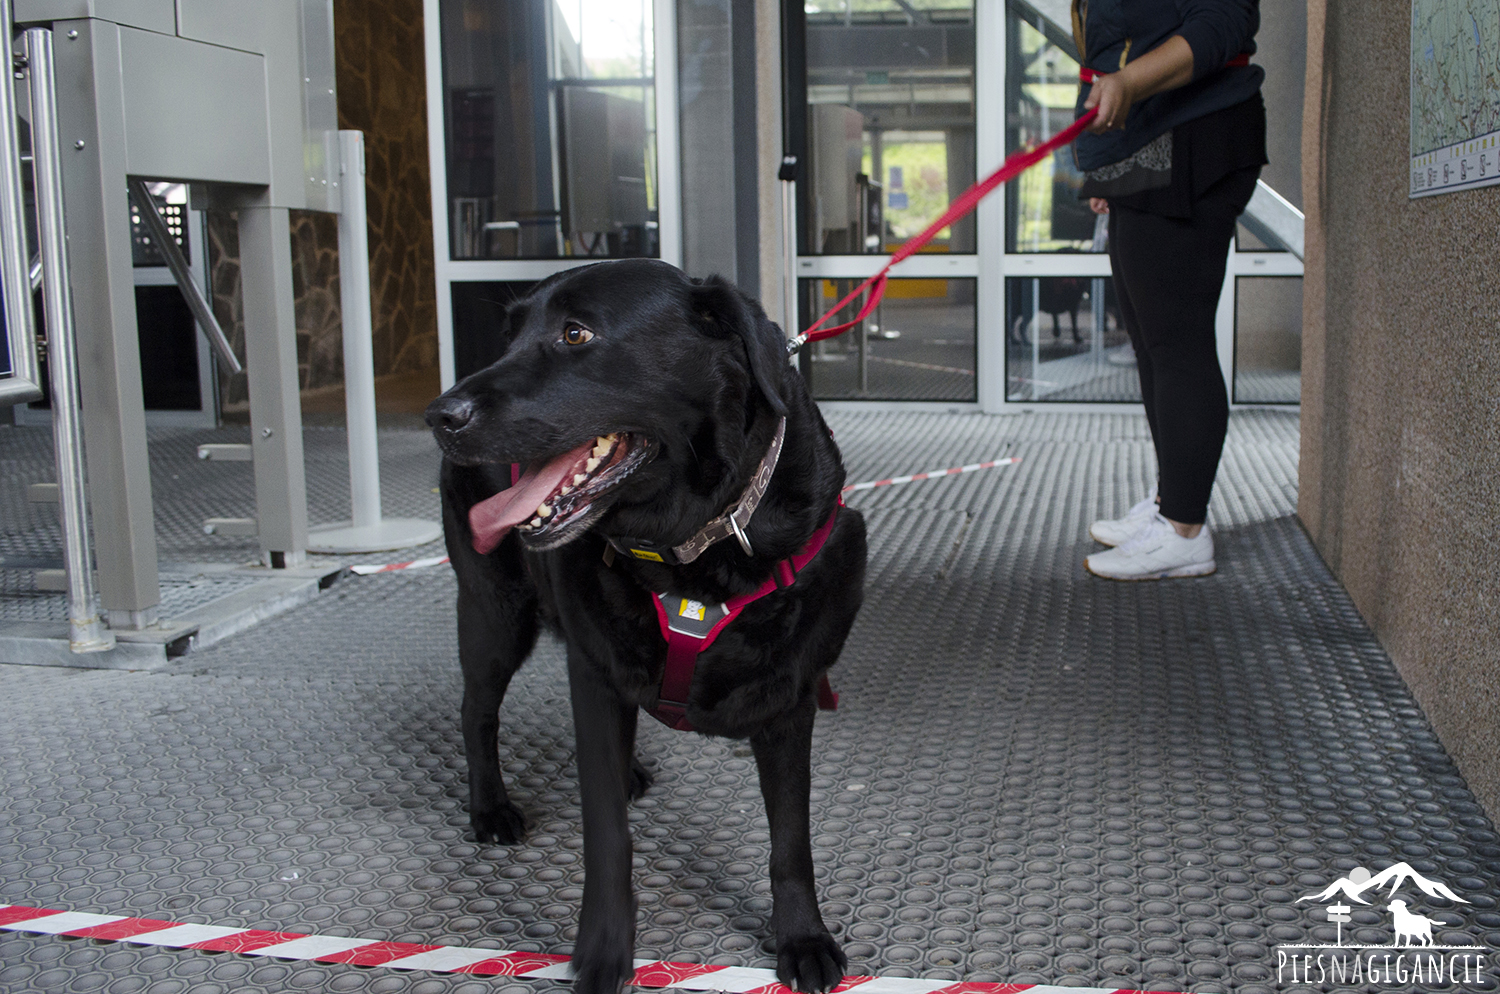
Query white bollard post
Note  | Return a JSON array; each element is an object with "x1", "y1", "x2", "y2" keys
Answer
[{"x1": 307, "y1": 131, "x2": 442, "y2": 554}]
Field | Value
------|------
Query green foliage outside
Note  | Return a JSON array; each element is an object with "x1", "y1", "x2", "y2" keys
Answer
[{"x1": 865, "y1": 139, "x2": 951, "y2": 243}]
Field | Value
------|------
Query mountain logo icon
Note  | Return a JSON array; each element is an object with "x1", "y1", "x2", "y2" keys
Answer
[{"x1": 1296, "y1": 863, "x2": 1470, "y2": 906}]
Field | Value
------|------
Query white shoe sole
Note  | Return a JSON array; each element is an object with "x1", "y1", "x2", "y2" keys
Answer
[{"x1": 1084, "y1": 558, "x2": 1217, "y2": 581}]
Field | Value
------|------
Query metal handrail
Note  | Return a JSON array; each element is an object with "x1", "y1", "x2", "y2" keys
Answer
[
  {"x1": 0, "y1": 0, "x2": 42, "y2": 405},
  {"x1": 27, "y1": 25, "x2": 113, "y2": 652}
]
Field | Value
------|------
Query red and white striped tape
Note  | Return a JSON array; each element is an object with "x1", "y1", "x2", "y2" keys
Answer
[
  {"x1": 349, "y1": 554, "x2": 450, "y2": 575},
  {"x1": 350, "y1": 457, "x2": 1019, "y2": 574},
  {"x1": 0, "y1": 903, "x2": 1186, "y2": 994},
  {"x1": 842, "y1": 457, "x2": 1019, "y2": 494}
]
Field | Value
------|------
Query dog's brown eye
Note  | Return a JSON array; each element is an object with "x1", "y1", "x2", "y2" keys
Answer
[{"x1": 563, "y1": 323, "x2": 595, "y2": 346}]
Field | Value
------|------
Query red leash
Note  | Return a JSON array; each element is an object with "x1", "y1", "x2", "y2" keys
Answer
[
  {"x1": 789, "y1": 48, "x2": 1255, "y2": 348},
  {"x1": 788, "y1": 106, "x2": 1099, "y2": 351}
]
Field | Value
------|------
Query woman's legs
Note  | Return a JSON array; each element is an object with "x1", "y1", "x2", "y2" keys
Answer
[{"x1": 1106, "y1": 167, "x2": 1259, "y2": 527}]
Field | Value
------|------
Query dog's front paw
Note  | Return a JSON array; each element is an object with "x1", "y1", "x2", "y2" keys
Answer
[
  {"x1": 776, "y1": 932, "x2": 847, "y2": 993},
  {"x1": 571, "y1": 950, "x2": 635, "y2": 994},
  {"x1": 628, "y1": 756, "x2": 653, "y2": 801},
  {"x1": 470, "y1": 801, "x2": 527, "y2": 845}
]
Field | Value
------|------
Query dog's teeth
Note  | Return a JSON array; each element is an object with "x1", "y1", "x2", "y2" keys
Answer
[
  {"x1": 537, "y1": 504, "x2": 552, "y2": 518},
  {"x1": 586, "y1": 457, "x2": 600, "y2": 472},
  {"x1": 574, "y1": 473, "x2": 586, "y2": 485},
  {"x1": 529, "y1": 516, "x2": 542, "y2": 526},
  {"x1": 560, "y1": 486, "x2": 572, "y2": 495}
]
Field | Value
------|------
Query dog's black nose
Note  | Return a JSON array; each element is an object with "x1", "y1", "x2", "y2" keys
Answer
[{"x1": 426, "y1": 395, "x2": 475, "y2": 432}]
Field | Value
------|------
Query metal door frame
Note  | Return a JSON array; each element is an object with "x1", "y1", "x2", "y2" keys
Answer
[
  {"x1": 793, "y1": 1, "x2": 1304, "y2": 414},
  {"x1": 423, "y1": 0, "x2": 683, "y2": 391}
]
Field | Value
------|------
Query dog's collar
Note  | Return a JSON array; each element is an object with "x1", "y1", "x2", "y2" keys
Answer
[{"x1": 608, "y1": 417, "x2": 786, "y2": 566}]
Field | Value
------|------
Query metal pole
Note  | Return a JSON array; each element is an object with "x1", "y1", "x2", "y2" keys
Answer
[
  {"x1": 26, "y1": 26, "x2": 113, "y2": 652},
  {"x1": 0, "y1": 0, "x2": 42, "y2": 406},
  {"x1": 778, "y1": 155, "x2": 798, "y2": 343},
  {"x1": 856, "y1": 282, "x2": 868, "y2": 393},
  {"x1": 127, "y1": 178, "x2": 242, "y2": 376},
  {"x1": 337, "y1": 130, "x2": 380, "y2": 529},
  {"x1": 305, "y1": 131, "x2": 440, "y2": 554}
]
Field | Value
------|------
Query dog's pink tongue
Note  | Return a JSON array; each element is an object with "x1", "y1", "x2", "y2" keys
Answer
[{"x1": 469, "y1": 441, "x2": 592, "y2": 554}]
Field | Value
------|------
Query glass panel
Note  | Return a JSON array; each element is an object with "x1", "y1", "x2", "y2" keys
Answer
[
  {"x1": 451, "y1": 280, "x2": 539, "y2": 379},
  {"x1": 1004, "y1": 276, "x2": 1140, "y2": 402},
  {"x1": 1235, "y1": 222, "x2": 1280, "y2": 252},
  {"x1": 801, "y1": 276, "x2": 975, "y2": 401},
  {"x1": 1004, "y1": 6, "x2": 1098, "y2": 254},
  {"x1": 1234, "y1": 276, "x2": 1301, "y2": 404},
  {"x1": 803, "y1": 0, "x2": 975, "y2": 255},
  {"x1": 134, "y1": 286, "x2": 202, "y2": 411},
  {"x1": 440, "y1": 0, "x2": 658, "y2": 260}
]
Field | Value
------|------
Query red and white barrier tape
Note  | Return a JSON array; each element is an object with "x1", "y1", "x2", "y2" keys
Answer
[
  {"x1": 349, "y1": 554, "x2": 450, "y2": 575},
  {"x1": 350, "y1": 458, "x2": 1018, "y2": 574},
  {"x1": 842, "y1": 456, "x2": 1019, "y2": 494},
  {"x1": 0, "y1": 903, "x2": 1186, "y2": 994}
]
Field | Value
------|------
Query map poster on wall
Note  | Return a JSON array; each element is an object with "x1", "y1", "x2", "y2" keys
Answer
[{"x1": 1410, "y1": 0, "x2": 1500, "y2": 197}]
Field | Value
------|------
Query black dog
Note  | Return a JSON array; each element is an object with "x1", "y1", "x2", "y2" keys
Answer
[{"x1": 425, "y1": 259, "x2": 866, "y2": 994}]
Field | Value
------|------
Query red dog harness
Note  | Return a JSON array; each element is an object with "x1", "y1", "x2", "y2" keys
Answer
[
  {"x1": 645, "y1": 503, "x2": 842, "y2": 732},
  {"x1": 499, "y1": 460, "x2": 842, "y2": 733}
]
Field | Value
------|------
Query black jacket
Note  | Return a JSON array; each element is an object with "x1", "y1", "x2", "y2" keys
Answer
[{"x1": 1071, "y1": 0, "x2": 1264, "y2": 170}]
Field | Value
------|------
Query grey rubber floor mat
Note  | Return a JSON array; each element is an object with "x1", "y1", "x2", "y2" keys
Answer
[{"x1": 1, "y1": 410, "x2": 1495, "y2": 994}]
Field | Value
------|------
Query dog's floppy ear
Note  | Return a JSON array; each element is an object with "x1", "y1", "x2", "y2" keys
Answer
[{"x1": 690, "y1": 276, "x2": 788, "y2": 417}]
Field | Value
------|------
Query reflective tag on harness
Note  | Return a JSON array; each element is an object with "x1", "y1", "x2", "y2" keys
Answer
[{"x1": 655, "y1": 593, "x2": 729, "y2": 639}]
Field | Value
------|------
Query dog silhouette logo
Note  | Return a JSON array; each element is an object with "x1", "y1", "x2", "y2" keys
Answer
[
  {"x1": 1276, "y1": 862, "x2": 1487, "y2": 986},
  {"x1": 1390, "y1": 899, "x2": 1447, "y2": 947}
]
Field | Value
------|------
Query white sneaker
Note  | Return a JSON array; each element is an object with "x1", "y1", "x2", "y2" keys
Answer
[
  {"x1": 1085, "y1": 513, "x2": 1216, "y2": 580},
  {"x1": 1089, "y1": 487, "x2": 1159, "y2": 546}
]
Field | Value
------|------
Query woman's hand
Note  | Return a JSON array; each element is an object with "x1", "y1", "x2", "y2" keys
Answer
[
  {"x1": 1084, "y1": 73, "x2": 1135, "y2": 133},
  {"x1": 1089, "y1": 198, "x2": 1110, "y2": 215},
  {"x1": 1082, "y1": 35, "x2": 1196, "y2": 134}
]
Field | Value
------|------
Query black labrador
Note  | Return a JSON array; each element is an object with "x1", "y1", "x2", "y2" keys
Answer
[{"x1": 425, "y1": 259, "x2": 866, "y2": 994}]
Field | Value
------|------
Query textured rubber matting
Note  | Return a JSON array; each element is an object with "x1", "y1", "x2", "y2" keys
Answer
[
  {"x1": 0, "y1": 423, "x2": 446, "y2": 564},
  {"x1": 2, "y1": 410, "x2": 1497, "y2": 994}
]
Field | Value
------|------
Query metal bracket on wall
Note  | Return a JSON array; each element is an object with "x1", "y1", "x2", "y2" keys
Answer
[
  {"x1": 197, "y1": 444, "x2": 254, "y2": 462},
  {"x1": 202, "y1": 518, "x2": 258, "y2": 537}
]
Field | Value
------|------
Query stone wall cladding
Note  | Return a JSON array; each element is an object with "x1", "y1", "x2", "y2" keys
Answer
[
  {"x1": 334, "y1": 0, "x2": 440, "y2": 379},
  {"x1": 209, "y1": 0, "x2": 439, "y2": 412}
]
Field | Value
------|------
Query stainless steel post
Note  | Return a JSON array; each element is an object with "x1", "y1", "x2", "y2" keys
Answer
[
  {"x1": 1092, "y1": 277, "x2": 1105, "y2": 374},
  {"x1": 26, "y1": 26, "x2": 113, "y2": 652},
  {"x1": 305, "y1": 130, "x2": 440, "y2": 554},
  {"x1": 0, "y1": 0, "x2": 42, "y2": 406},
  {"x1": 779, "y1": 159, "x2": 798, "y2": 343},
  {"x1": 339, "y1": 131, "x2": 380, "y2": 530},
  {"x1": 857, "y1": 282, "x2": 868, "y2": 393}
]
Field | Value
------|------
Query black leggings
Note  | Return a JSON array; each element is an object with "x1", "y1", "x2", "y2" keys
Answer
[{"x1": 1107, "y1": 166, "x2": 1260, "y2": 525}]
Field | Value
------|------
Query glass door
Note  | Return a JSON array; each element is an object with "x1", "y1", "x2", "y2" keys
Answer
[
  {"x1": 792, "y1": 0, "x2": 1303, "y2": 411},
  {"x1": 425, "y1": 0, "x2": 681, "y2": 386},
  {"x1": 792, "y1": 0, "x2": 979, "y2": 404}
]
